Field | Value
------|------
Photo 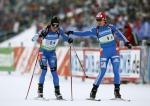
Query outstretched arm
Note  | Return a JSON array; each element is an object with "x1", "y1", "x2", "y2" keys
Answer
[
  {"x1": 66, "y1": 28, "x2": 96, "y2": 37},
  {"x1": 60, "y1": 28, "x2": 73, "y2": 44},
  {"x1": 73, "y1": 31, "x2": 95, "y2": 37}
]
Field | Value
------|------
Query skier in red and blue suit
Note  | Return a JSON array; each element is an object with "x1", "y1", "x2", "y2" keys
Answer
[{"x1": 66, "y1": 12, "x2": 132, "y2": 99}]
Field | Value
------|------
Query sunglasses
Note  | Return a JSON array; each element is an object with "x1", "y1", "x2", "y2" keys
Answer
[
  {"x1": 96, "y1": 18, "x2": 106, "y2": 22},
  {"x1": 51, "y1": 23, "x2": 59, "y2": 28}
]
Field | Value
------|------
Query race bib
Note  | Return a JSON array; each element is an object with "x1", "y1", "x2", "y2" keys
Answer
[
  {"x1": 42, "y1": 39, "x2": 59, "y2": 50},
  {"x1": 99, "y1": 34, "x2": 114, "y2": 44}
]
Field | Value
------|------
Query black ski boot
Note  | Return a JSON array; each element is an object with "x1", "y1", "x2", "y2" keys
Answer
[
  {"x1": 114, "y1": 84, "x2": 121, "y2": 98},
  {"x1": 90, "y1": 84, "x2": 98, "y2": 99},
  {"x1": 38, "y1": 83, "x2": 43, "y2": 98},
  {"x1": 55, "y1": 86, "x2": 63, "y2": 100}
]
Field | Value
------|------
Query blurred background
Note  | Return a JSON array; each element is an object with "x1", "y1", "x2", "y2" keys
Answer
[
  {"x1": 0, "y1": 0, "x2": 150, "y2": 44},
  {"x1": 0, "y1": 0, "x2": 150, "y2": 84}
]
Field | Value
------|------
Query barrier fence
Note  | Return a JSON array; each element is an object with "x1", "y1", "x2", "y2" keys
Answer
[{"x1": 0, "y1": 46, "x2": 144, "y2": 83}]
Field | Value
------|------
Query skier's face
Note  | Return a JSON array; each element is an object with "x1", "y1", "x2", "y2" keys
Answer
[
  {"x1": 96, "y1": 18, "x2": 107, "y2": 26},
  {"x1": 51, "y1": 24, "x2": 59, "y2": 32}
]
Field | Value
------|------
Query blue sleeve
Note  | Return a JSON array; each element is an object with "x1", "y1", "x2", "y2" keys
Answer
[
  {"x1": 73, "y1": 28, "x2": 96, "y2": 37},
  {"x1": 59, "y1": 28, "x2": 69, "y2": 41},
  {"x1": 109, "y1": 24, "x2": 128, "y2": 43}
]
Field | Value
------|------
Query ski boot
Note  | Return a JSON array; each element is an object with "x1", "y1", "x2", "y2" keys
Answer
[
  {"x1": 114, "y1": 84, "x2": 121, "y2": 98},
  {"x1": 55, "y1": 86, "x2": 63, "y2": 100},
  {"x1": 90, "y1": 84, "x2": 98, "y2": 99},
  {"x1": 37, "y1": 83, "x2": 43, "y2": 98}
]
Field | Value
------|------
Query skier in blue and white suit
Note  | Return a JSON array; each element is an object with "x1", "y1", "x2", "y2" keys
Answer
[
  {"x1": 32, "y1": 16, "x2": 73, "y2": 100},
  {"x1": 66, "y1": 12, "x2": 132, "y2": 99}
]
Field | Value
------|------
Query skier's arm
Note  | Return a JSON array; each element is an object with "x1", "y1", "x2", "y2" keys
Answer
[
  {"x1": 109, "y1": 24, "x2": 128, "y2": 43},
  {"x1": 33, "y1": 27, "x2": 49, "y2": 40},
  {"x1": 66, "y1": 28, "x2": 96, "y2": 37},
  {"x1": 110, "y1": 24, "x2": 132, "y2": 49},
  {"x1": 32, "y1": 30, "x2": 42, "y2": 42},
  {"x1": 60, "y1": 28, "x2": 73, "y2": 44},
  {"x1": 32, "y1": 28, "x2": 48, "y2": 44}
]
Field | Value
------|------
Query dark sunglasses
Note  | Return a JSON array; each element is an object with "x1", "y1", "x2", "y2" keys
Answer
[
  {"x1": 96, "y1": 18, "x2": 106, "y2": 22},
  {"x1": 51, "y1": 23, "x2": 59, "y2": 28}
]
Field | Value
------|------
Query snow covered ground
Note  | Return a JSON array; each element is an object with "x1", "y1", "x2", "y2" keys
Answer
[{"x1": 0, "y1": 72, "x2": 150, "y2": 106}]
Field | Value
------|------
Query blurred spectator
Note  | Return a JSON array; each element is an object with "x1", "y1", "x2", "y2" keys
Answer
[
  {"x1": 140, "y1": 17, "x2": 150, "y2": 39},
  {"x1": 0, "y1": 0, "x2": 149, "y2": 46},
  {"x1": 124, "y1": 22, "x2": 138, "y2": 46},
  {"x1": 133, "y1": 18, "x2": 143, "y2": 40}
]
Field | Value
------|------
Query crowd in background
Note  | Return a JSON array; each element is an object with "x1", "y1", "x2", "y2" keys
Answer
[{"x1": 0, "y1": 0, "x2": 150, "y2": 46}]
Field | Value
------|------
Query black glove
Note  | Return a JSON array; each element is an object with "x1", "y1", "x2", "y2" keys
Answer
[
  {"x1": 125, "y1": 42, "x2": 132, "y2": 49},
  {"x1": 39, "y1": 30, "x2": 47, "y2": 38},
  {"x1": 65, "y1": 31, "x2": 74, "y2": 36},
  {"x1": 68, "y1": 38, "x2": 73, "y2": 44}
]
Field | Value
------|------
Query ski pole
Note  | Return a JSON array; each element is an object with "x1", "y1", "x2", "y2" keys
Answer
[
  {"x1": 69, "y1": 45, "x2": 73, "y2": 101},
  {"x1": 25, "y1": 46, "x2": 40, "y2": 100},
  {"x1": 72, "y1": 45, "x2": 88, "y2": 78}
]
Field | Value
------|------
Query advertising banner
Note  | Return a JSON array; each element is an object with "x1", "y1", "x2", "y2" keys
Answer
[
  {"x1": 0, "y1": 48, "x2": 14, "y2": 73},
  {"x1": 71, "y1": 48, "x2": 141, "y2": 82}
]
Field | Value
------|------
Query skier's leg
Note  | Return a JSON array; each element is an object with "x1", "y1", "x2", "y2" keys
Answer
[
  {"x1": 90, "y1": 84, "x2": 98, "y2": 99},
  {"x1": 48, "y1": 54, "x2": 59, "y2": 86},
  {"x1": 111, "y1": 55, "x2": 121, "y2": 98},
  {"x1": 48, "y1": 52, "x2": 62, "y2": 99},
  {"x1": 90, "y1": 57, "x2": 109, "y2": 99},
  {"x1": 94, "y1": 57, "x2": 109, "y2": 86},
  {"x1": 54, "y1": 86, "x2": 63, "y2": 99},
  {"x1": 114, "y1": 84, "x2": 121, "y2": 98},
  {"x1": 38, "y1": 54, "x2": 47, "y2": 97},
  {"x1": 39, "y1": 56, "x2": 47, "y2": 84},
  {"x1": 37, "y1": 83, "x2": 43, "y2": 97}
]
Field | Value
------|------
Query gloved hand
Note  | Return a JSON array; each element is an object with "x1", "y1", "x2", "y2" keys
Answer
[
  {"x1": 39, "y1": 30, "x2": 47, "y2": 38},
  {"x1": 65, "y1": 31, "x2": 74, "y2": 36},
  {"x1": 125, "y1": 42, "x2": 132, "y2": 49},
  {"x1": 68, "y1": 38, "x2": 73, "y2": 44}
]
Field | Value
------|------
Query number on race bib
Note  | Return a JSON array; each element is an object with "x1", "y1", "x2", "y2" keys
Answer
[{"x1": 43, "y1": 39, "x2": 59, "y2": 50}]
